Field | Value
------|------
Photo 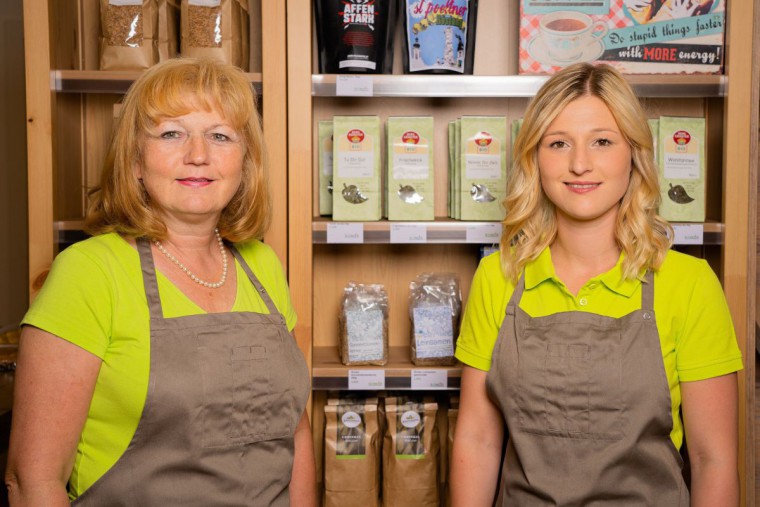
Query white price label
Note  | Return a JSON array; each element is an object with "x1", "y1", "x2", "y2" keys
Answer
[
  {"x1": 466, "y1": 223, "x2": 502, "y2": 244},
  {"x1": 411, "y1": 369, "x2": 448, "y2": 390},
  {"x1": 390, "y1": 224, "x2": 427, "y2": 243},
  {"x1": 348, "y1": 370, "x2": 386, "y2": 390},
  {"x1": 673, "y1": 224, "x2": 704, "y2": 245},
  {"x1": 336, "y1": 75, "x2": 374, "y2": 97},
  {"x1": 326, "y1": 223, "x2": 364, "y2": 244}
]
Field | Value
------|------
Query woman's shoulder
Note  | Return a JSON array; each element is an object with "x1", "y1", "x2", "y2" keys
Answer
[
  {"x1": 657, "y1": 249, "x2": 711, "y2": 276},
  {"x1": 655, "y1": 249, "x2": 717, "y2": 293},
  {"x1": 231, "y1": 238, "x2": 280, "y2": 266},
  {"x1": 55, "y1": 232, "x2": 134, "y2": 266}
]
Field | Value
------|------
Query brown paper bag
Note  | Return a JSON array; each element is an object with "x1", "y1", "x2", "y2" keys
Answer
[
  {"x1": 383, "y1": 396, "x2": 440, "y2": 507},
  {"x1": 324, "y1": 397, "x2": 381, "y2": 507},
  {"x1": 157, "y1": 0, "x2": 180, "y2": 61},
  {"x1": 180, "y1": 0, "x2": 249, "y2": 70},
  {"x1": 99, "y1": 0, "x2": 158, "y2": 70},
  {"x1": 445, "y1": 397, "x2": 459, "y2": 507}
]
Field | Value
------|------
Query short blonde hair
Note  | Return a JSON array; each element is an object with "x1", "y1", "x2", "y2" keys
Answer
[
  {"x1": 86, "y1": 58, "x2": 270, "y2": 242},
  {"x1": 501, "y1": 63, "x2": 672, "y2": 281}
]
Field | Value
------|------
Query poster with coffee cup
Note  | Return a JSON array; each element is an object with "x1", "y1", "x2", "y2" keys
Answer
[{"x1": 519, "y1": 0, "x2": 725, "y2": 74}]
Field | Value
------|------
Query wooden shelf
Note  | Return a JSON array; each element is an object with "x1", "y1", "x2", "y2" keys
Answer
[
  {"x1": 312, "y1": 74, "x2": 726, "y2": 98},
  {"x1": 313, "y1": 218, "x2": 725, "y2": 245},
  {"x1": 53, "y1": 70, "x2": 264, "y2": 94},
  {"x1": 312, "y1": 346, "x2": 462, "y2": 390}
]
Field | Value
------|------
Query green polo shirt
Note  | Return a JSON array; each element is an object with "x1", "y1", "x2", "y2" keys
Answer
[
  {"x1": 456, "y1": 247, "x2": 743, "y2": 449},
  {"x1": 22, "y1": 233, "x2": 297, "y2": 500}
]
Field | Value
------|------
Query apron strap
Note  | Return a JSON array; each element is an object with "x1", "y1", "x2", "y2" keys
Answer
[
  {"x1": 229, "y1": 245, "x2": 282, "y2": 318},
  {"x1": 505, "y1": 272, "x2": 526, "y2": 316},
  {"x1": 137, "y1": 237, "x2": 165, "y2": 320},
  {"x1": 641, "y1": 270, "x2": 655, "y2": 311}
]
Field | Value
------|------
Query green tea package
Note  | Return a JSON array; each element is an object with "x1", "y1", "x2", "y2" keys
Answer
[
  {"x1": 453, "y1": 118, "x2": 462, "y2": 219},
  {"x1": 658, "y1": 116, "x2": 706, "y2": 222},
  {"x1": 511, "y1": 118, "x2": 523, "y2": 154},
  {"x1": 180, "y1": 0, "x2": 250, "y2": 70},
  {"x1": 324, "y1": 396, "x2": 381, "y2": 507},
  {"x1": 448, "y1": 121, "x2": 456, "y2": 218},
  {"x1": 333, "y1": 116, "x2": 383, "y2": 221},
  {"x1": 318, "y1": 120, "x2": 334, "y2": 216},
  {"x1": 99, "y1": 0, "x2": 158, "y2": 70},
  {"x1": 383, "y1": 396, "x2": 440, "y2": 507},
  {"x1": 339, "y1": 282, "x2": 389, "y2": 366},
  {"x1": 386, "y1": 117, "x2": 435, "y2": 221},
  {"x1": 408, "y1": 273, "x2": 461, "y2": 366},
  {"x1": 648, "y1": 119, "x2": 660, "y2": 167},
  {"x1": 459, "y1": 116, "x2": 507, "y2": 221}
]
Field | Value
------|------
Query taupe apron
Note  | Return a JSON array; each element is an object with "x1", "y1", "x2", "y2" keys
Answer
[
  {"x1": 485, "y1": 272, "x2": 688, "y2": 506},
  {"x1": 72, "y1": 238, "x2": 310, "y2": 506}
]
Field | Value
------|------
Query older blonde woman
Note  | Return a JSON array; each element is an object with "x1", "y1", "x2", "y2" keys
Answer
[
  {"x1": 7, "y1": 58, "x2": 314, "y2": 506},
  {"x1": 451, "y1": 63, "x2": 742, "y2": 506}
]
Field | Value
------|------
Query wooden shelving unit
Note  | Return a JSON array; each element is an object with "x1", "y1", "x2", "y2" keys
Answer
[
  {"x1": 287, "y1": 0, "x2": 759, "y2": 504},
  {"x1": 312, "y1": 346, "x2": 462, "y2": 390},
  {"x1": 23, "y1": 0, "x2": 759, "y2": 503},
  {"x1": 24, "y1": 0, "x2": 289, "y2": 295}
]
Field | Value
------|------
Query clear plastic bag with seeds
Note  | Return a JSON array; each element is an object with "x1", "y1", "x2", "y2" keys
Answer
[
  {"x1": 180, "y1": 0, "x2": 249, "y2": 70},
  {"x1": 99, "y1": 0, "x2": 158, "y2": 70},
  {"x1": 339, "y1": 282, "x2": 389, "y2": 366},
  {"x1": 408, "y1": 273, "x2": 461, "y2": 366}
]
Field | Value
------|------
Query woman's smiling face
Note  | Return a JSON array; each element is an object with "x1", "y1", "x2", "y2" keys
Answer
[
  {"x1": 537, "y1": 95, "x2": 633, "y2": 229},
  {"x1": 136, "y1": 99, "x2": 245, "y2": 229}
]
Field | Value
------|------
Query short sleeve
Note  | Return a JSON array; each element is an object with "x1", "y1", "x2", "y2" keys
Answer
[
  {"x1": 455, "y1": 255, "x2": 505, "y2": 371},
  {"x1": 675, "y1": 260, "x2": 743, "y2": 382},
  {"x1": 22, "y1": 245, "x2": 113, "y2": 358}
]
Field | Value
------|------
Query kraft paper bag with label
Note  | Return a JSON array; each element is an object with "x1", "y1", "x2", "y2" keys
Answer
[
  {"x1": 99, "y1": 0, "x2": 159, "y2": 70},
  {"x1": 324, "y1": 396, "x2": 381, "y2": 507},
  {"x1": 383, "y1": 396, "x2": 440, "y2": 507},
  {"x1": 181, "y1": 0, "x2": 249, "y2": 70}
]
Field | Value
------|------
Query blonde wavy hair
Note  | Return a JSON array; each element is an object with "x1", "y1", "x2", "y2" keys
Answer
[
  {"x1": 86, "y1": 57, "x2": 270, "y2": 242},
  {"x1": 501, "y1": 62, "x2": 672, "y2": 282}
]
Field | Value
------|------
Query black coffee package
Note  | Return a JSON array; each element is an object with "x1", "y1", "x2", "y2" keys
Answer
[{"x1": 314, "y1": 0, "x2": 397, "y2": 74}]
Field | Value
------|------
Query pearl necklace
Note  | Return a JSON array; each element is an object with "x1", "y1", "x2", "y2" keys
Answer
[{"x1": 154, "y1": 228, "x2": 228, "y2": 289}]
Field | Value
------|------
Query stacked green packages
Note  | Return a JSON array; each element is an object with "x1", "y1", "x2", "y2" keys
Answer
[
  {"x1": 657, "y1": 116, "x2": 706, "y2": 222},
  {"x1": 386, "y1": 117, "x2": 435, "y2": 221},
  {"x1": 333, "y1": 116, "x2": 382, "y2": 221}
]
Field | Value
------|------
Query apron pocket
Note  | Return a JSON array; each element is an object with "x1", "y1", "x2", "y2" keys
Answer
[
  {"x1": 199, "y1": 337, "x2": 272, "y2": 448},
  {"x1": 517, "y1": 324, "x2": 623, "y2": 440}
]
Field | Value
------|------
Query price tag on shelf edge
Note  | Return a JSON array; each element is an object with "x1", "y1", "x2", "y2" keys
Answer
[
  {"x1": 390, "y1": 224, "x2": 427, "y2": 243},
  {"x1": 326, "y1": 222, "x2": 364, "y2": 244},
  {"x1": 465, "y1": 223, "x2": 502, "y2": 244},
  {"x1": 336, "y1": 75, "x2": 374, "y2": 97},
  {"x1": 348, "y1": 369, "x2": 385, "y2": 390},
  {"x1": 673, "y1": 224, "x2": 704, "y2": 245},
  {"x1": 411, "y1": 369, "x2": 448, "y2": 390}
]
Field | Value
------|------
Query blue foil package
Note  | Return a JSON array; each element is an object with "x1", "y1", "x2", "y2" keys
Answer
[{"x1": 402, "y1": 0, "x2": 478, "y2": 74}]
